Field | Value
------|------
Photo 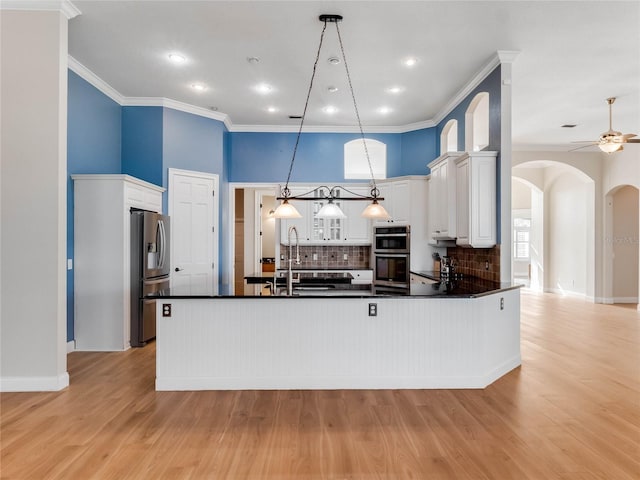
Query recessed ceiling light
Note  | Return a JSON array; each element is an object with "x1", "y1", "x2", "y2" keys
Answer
[
  {"x1": 378, "y1": 106, "x2": 392, "y2": 114},
  {"x1": 267, "y1": 106, "x2": 277, "y2": 113},
  {"x1": 209, "y1": 106, "x2": 218, "y2": 111},
  {"x1": 323, "y1": 105, "x2": 338, "y2": 114},
  {"x1": 404, "y1": 57, "x2": 418, "y2": 67},
  {"x1": 168, "y1": 53, "x2": 186, "y2": 63},
  {"x1": 327, "y1": 86, "x2": 339, "y2": 93},
  {"x1": 387, "y1": 86, "x2": 403, "y2": 94},
  {"x1": 328, "y1": 57, "x2": 341, "y2": 65},
  {"x1": 255, "y1": 83, "x2": 272, "y2": 94},
  {"x1": 191, "y1": 84, "x2": 206, "y2": 92}
]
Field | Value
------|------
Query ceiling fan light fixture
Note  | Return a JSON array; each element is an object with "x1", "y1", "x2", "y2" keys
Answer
[{"x1": 599, "y1": 142, "x2": 623, "y2": 153}]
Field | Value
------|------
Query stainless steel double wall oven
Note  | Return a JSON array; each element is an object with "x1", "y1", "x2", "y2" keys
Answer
[{"x1": 373, "y1": 225, "x2": 410, "y2": 290}]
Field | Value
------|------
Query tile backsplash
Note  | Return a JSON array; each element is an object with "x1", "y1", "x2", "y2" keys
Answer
[
  {"x1": 280, "y1": 245, "x2": 371, "y2": 270},
  {"x1": 446, "y1": 245, "x2": 501, "y2": 281}
]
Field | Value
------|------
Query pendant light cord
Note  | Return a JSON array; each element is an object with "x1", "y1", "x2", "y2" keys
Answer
[
  {"x1": 283, "y1": 20, "x2": 328, "y2": 196},
  {"x1": 335, "y1": 21, "x2": 379, "y2": 198}
]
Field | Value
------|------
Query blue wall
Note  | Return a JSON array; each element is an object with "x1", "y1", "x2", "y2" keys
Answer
[
  {"x1": 399, "y1": 128, "x2": 438, "y2": 176},
  {"x1": 435, "y1": 65, "x2": 502, "y2": 241},
  {"x1": 67, "y1": 71, "x2": 122, "y2": 342},
  {"x1": 229, "y1": 132, "x2": 406, "y2": 183},
  {"x1": 121, "y1": 106, "x2": 164, "y2": 185},
  {"x1": 435, "y1": 65, "x2": 502, "y2": 154}
]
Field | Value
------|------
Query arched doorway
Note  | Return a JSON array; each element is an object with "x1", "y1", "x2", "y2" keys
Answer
[
  {"x1": 513, "y1": 160, "x2": 596, "y2": 299},
  {"x1": 511, "y1": 177, "x2": 544, "y2": 291},
  {"x1": 604, "y1": 185, "x2": 639, "y2": 304}
]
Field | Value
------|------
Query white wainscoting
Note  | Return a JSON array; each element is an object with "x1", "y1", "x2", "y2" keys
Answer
[{"x1": 156, "y1": 291, "x2": 520, "y2": 391}]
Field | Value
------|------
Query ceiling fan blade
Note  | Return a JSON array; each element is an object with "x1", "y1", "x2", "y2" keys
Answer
[
  {"x1": 569, "y1": 143, "x2": 597, "y2": 152},
  {"x1": 626, "y1": 139, "x2": 640, "y2": 143},
  {"x1": 571, "y1": 140, "x2": 597, "y2": 144},
  {"x1": 622, "y1": 133, "x2": 637, "y2": 139}
]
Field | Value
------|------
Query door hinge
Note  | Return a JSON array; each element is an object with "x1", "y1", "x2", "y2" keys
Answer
[
  {"x1": 212, "y1": 226, "x2": 215, "y2": 233},
  {"x1": 259, "y1": 231, "x2": 263, "y2": 236},
  {"x1": 212, "y1": 262, "x2": 215, "y2": 269},
  {"x1": 212, "y1": 190, "x2": 215, "y2": 197}
]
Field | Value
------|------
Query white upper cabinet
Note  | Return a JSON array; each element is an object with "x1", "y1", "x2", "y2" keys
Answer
[
  {"x1": 374, "y1": 179, "x2": 414, "y2": 225},
  {"x1": 427, "y1": 152, "x2": 463, "y2": 240},
  {"x1": 343, "y1": 186, "x2": 373, "y2": 243},
  {"x1": 455, "y1": 151, "x2": 497, "y2": 247}
]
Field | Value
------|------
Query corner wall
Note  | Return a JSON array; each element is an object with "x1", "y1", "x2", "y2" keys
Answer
[{"x1": 1, "y1": 10, "x2": 69, "y2": 391}]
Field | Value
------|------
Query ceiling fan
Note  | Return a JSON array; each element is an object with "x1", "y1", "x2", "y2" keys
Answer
[{"x1": 571, "y1": 97, "x2": 639, "y2": 153}]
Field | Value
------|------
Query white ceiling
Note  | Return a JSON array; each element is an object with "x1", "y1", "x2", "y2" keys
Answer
[{"x1": 68, "y1": 1, "x2": 640, "y2": 150}]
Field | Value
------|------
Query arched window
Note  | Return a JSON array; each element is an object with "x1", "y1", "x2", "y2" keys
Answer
[
  {"x1": 344, "y1": 138, "x2": 386, "y2": 180},
  {"x1": 465, "y1": 92, "x2": 489, "y2": 152},
  {"x1": 440, "y1": 119, "x2": 458, "y2": 155}
]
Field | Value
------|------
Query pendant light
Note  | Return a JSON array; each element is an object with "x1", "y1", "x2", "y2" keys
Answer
[{"x1": 273, "y1": 14, "x2": 390, "y2": 221}]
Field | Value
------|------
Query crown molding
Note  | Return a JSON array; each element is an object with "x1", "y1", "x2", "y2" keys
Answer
[
  {"x1": 229, "y1": 124, "x2": 406, "y2": 134},
  {"x1": 431, "y1": 51, "x2": 520, "y2": 127},
  {"x1": 122, "y1": 97, "x2": 232, "y2": 130},
  {"x1": 67, "y1": 50, "x2": 517, "y2": 135},
  {"x1": 68, "y1": 56, "x2": 124, "y2": 104},
  {"x1": 0, "y1": 0, "x2": 81, "y2": 19}
]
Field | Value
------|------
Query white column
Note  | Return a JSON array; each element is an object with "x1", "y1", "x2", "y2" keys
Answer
[
  {"x1": 497, "y1": 51, "x2": 519, "y2": 283},
  {"x1": 0, "y1": 5, "x2": 79, "y2": 391}
]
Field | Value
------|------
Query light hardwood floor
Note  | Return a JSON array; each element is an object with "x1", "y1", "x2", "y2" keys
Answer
[{"x1": 1, "y1": 291, "x2": 639, "y2": 479}]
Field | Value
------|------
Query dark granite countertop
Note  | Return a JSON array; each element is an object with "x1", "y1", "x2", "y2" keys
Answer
[
  {"x1": 244, "y1": 270, "x2": 353, "y2": 285},
  {"x1": 148, "y1": 272, "x2": 520, "y2": 299}
]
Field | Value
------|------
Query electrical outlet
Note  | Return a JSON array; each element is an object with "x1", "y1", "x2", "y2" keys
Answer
[
  {"x1": 343, "y1": 253, "x2": 348, "y2": 260},
  {"x1": 313, "y1": 253, "x2": 318, "y2": 260},
  {"x1": 368, "y1": 303, "x2": 377, "y2": 316},
  {"x1": 485, "y1": 261, "x2": 490, "y2": 270},
  {"x1": 162, "y1": 304, "x2": 172, "y2": 317}
]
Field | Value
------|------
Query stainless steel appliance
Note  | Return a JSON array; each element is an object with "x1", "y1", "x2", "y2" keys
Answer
[
  {"x1": 130, "y1": 209, "x2": 170, "y2": 347},
  {"x1": 373, "y1": 225, "x2": 410, "y2": 289}
]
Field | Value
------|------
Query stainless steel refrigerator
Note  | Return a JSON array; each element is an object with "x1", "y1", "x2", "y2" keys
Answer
[{"x1": 130, "y1": 209, "x2": 170, "y2": 347}]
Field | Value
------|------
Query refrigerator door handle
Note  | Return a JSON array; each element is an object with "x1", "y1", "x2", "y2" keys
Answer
[{"x1": 158, "y1": 219, "x2": 166, "y2": 270}]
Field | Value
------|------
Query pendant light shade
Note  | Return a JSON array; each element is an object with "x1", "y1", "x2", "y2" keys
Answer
[
  {"x1": 275, "y1": 14, "x2": 389, "y2": 221},
  {"x1": 316, "y1": 201, "x2": 347, "y2": 219},
  {"x1": 361, "y1": 199, "x2": 390, "y2": 219},
  {"x1": 272, "y1": 199, "x2": 302, "y2": 219}
]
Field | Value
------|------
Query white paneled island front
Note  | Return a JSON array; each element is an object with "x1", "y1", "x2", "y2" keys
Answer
[{"x1": 153, "y1": 281, "x2": 521, "y2": 391}]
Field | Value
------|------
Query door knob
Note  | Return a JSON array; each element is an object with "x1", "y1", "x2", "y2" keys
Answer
[{"x1": 175, "y1": 267, "x2": 183, "y2": 272}]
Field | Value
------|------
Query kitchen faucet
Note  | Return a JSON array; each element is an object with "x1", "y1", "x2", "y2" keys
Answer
[{"x1": 287, "y1": 225, "x2": 301, "y2": 295}]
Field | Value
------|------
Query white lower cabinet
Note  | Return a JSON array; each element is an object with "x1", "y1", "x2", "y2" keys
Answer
[
  {"x1": 455, "y1": 151, "x2": 497, "y2": 247},
  {"x1": 72, "y1": 174, "x2": 164, "y2": 351}
]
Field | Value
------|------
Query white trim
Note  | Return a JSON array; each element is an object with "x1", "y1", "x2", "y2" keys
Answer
[
  {"x1": 230, "y1": 123, "x2": 407, "y2": 133},
  {"x1": 66, "y1": 51, "x2": 517, "y2": 134},
  {"x1": 66, "y1": 340, "x2": 75, "y2": 353},
  {"x1": 1, "y1": 0, "x2": 81, "y2": 19},
  {"x1": 431, "y1": 51, "x2": 519, "y2": 126},
  {"x1": 611, "y1": 297, "x2": 639, "y2": 304},
  {"x1": 123, "y1": 97, "x2": 232, "y2": 130},
  {"x1": 1, "y1": 372, "x2": 69, "y2": 392},
  {"x1": 68, "y1": 56, "x2": 124, "y2": 104},
  {"x1": 70, "y1": 174, "x2": 165, "y2": 192},
  {"x1": 544, "y1": 287, "x2": 593, "y2": 301}
]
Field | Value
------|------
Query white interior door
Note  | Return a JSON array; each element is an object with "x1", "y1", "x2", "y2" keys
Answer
[{"x1": 169, "y1": 168, "x2": 219, "y2": 294}]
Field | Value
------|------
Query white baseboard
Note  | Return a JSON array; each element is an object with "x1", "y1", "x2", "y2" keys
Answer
[
  {"x1": 67, "y1": 340, "x2": 75, "y2": 353},
  {"x1": 612, "y1": 297, "x2": 639, "y2": 304},
  {"x1": 156, "y1": 356, "x2": 523, "y2": 391},
  {"x1": 544, "y1": 287, "x2": 590, "y2": 300},
  {"x1": 0, "y1": 372, "x2": 69, "y2": 392}
]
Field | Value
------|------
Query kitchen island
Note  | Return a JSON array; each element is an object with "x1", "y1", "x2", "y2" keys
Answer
[{"x1": 150, "y1": 274, "x2": 521, "y2": 391}]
